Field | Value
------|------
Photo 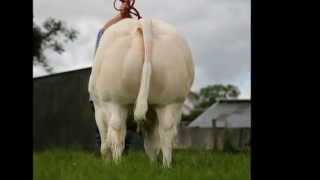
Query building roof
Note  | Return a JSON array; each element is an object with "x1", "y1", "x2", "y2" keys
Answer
[
  {"x1": 188, "y1": 99, "x2": 251, "y2": 128},
  {"x1": 33, "y1": 67, "x2": 92, "y2": 80}
]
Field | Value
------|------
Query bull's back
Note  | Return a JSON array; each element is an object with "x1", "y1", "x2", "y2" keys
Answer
[{"x1": 93, "y1": 19, "x2": 194, "y2": 104}]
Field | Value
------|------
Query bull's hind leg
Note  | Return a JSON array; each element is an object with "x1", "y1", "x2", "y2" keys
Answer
[
  {"x1": 156, "y1": 103, "x2": 183, "y2": 167},
  {"x1": 142, "y1": 108, "x2": 160, "y2": 162},
  {"x1": 94, "y1": 104, "x2": 111, "y2": 160},
  {"x1": 143, "y1": 125, "x2": 160, "y2": 162},
  {"x1": 103, "y1": 102, "x2": 128, "y2": 162}
]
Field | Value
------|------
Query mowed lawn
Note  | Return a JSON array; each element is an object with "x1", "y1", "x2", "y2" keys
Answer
[{"x1": 33, "y1": 149, "x2": 250, "y2": 180}]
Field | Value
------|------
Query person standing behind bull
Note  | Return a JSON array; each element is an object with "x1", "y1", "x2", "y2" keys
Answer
[{"x1": 90, "y1": 0, "x2": 132, "y2": 150}]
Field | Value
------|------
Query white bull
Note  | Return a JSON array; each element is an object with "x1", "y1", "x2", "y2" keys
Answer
[{"x1": 88, "y1": 18, "x2": 194, "y2": 167}]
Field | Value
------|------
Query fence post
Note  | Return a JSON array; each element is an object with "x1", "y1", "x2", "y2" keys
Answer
[
  {"x1": 212, "y1": 119, "x2": 216, "y2": 150},
  {"x1": 212, "y1": 119, "x2": 225, "y2": 151},
  {"x1": 218, "y1": 121, "x2": 225, "y2": 151},
  {"x1": 238, "y1": 128, "x2": 244, "y2": 150}
]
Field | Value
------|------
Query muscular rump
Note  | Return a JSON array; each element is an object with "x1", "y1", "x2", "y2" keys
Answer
[{"x1": 92, "y1": 19, "x2": 194, "y2": 105}]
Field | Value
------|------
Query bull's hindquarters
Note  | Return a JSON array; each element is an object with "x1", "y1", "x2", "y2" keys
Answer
[{"x1": 89, "y1": 18, "x2": 194, "y2": 167}]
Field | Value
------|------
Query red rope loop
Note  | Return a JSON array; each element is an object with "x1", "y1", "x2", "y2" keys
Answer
[{"x1": 113, "y1": 0, "x2": 142, "y2": 19}]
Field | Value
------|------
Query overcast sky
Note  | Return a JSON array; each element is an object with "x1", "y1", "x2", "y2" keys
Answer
[{"x1": 33, "y1": 0, "x2": 251, "y2": 99}]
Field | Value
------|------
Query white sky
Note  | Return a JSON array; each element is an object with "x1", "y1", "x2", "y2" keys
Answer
[{"x1": 33, "y1": 0, "x2": 251, "y2": 99}]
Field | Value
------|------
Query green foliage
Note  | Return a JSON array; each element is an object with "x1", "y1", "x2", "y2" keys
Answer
[
  {"x1": 33, "y1": 149, "x2": 250, "y2": 180},
  {"x1": 33, "y1": 17, "x2": 78, "y2": 72},
  {"x1": 197, "y1": 84, "x2": 240, "y2": 109}
]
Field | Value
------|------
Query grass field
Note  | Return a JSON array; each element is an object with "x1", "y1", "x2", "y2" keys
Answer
[{"x1": 33, "y1": 149, "x2": 250, "y2": 180}]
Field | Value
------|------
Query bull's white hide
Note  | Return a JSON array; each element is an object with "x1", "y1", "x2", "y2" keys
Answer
[
  {"x1": 89, "y1": 18, "x2": 194, "y2": 105},
  {"x1": 88, "y1": 18, "x2": 194, "y2": 167}
]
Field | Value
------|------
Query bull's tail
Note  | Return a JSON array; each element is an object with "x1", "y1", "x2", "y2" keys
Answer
[{"x1": 134, "y1": 19, "x2": 153, "y2": 124}]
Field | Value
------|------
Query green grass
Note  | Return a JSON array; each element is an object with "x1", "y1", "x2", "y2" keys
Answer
[{"x1": 33, "y1": 149, "x2": 250, "y2": 180}]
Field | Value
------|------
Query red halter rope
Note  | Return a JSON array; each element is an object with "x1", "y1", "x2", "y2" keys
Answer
[{"x1": 113, "y1": 0, "x2": 142, "y2": 19}]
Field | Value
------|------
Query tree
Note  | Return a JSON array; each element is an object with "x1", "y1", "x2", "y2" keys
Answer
[
  {"x1": 197, "y1": 84, "x2": 240, "y2": 109},
  {"x1": 33, "y1": 17, "x2": 78, "y2": 72}
]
